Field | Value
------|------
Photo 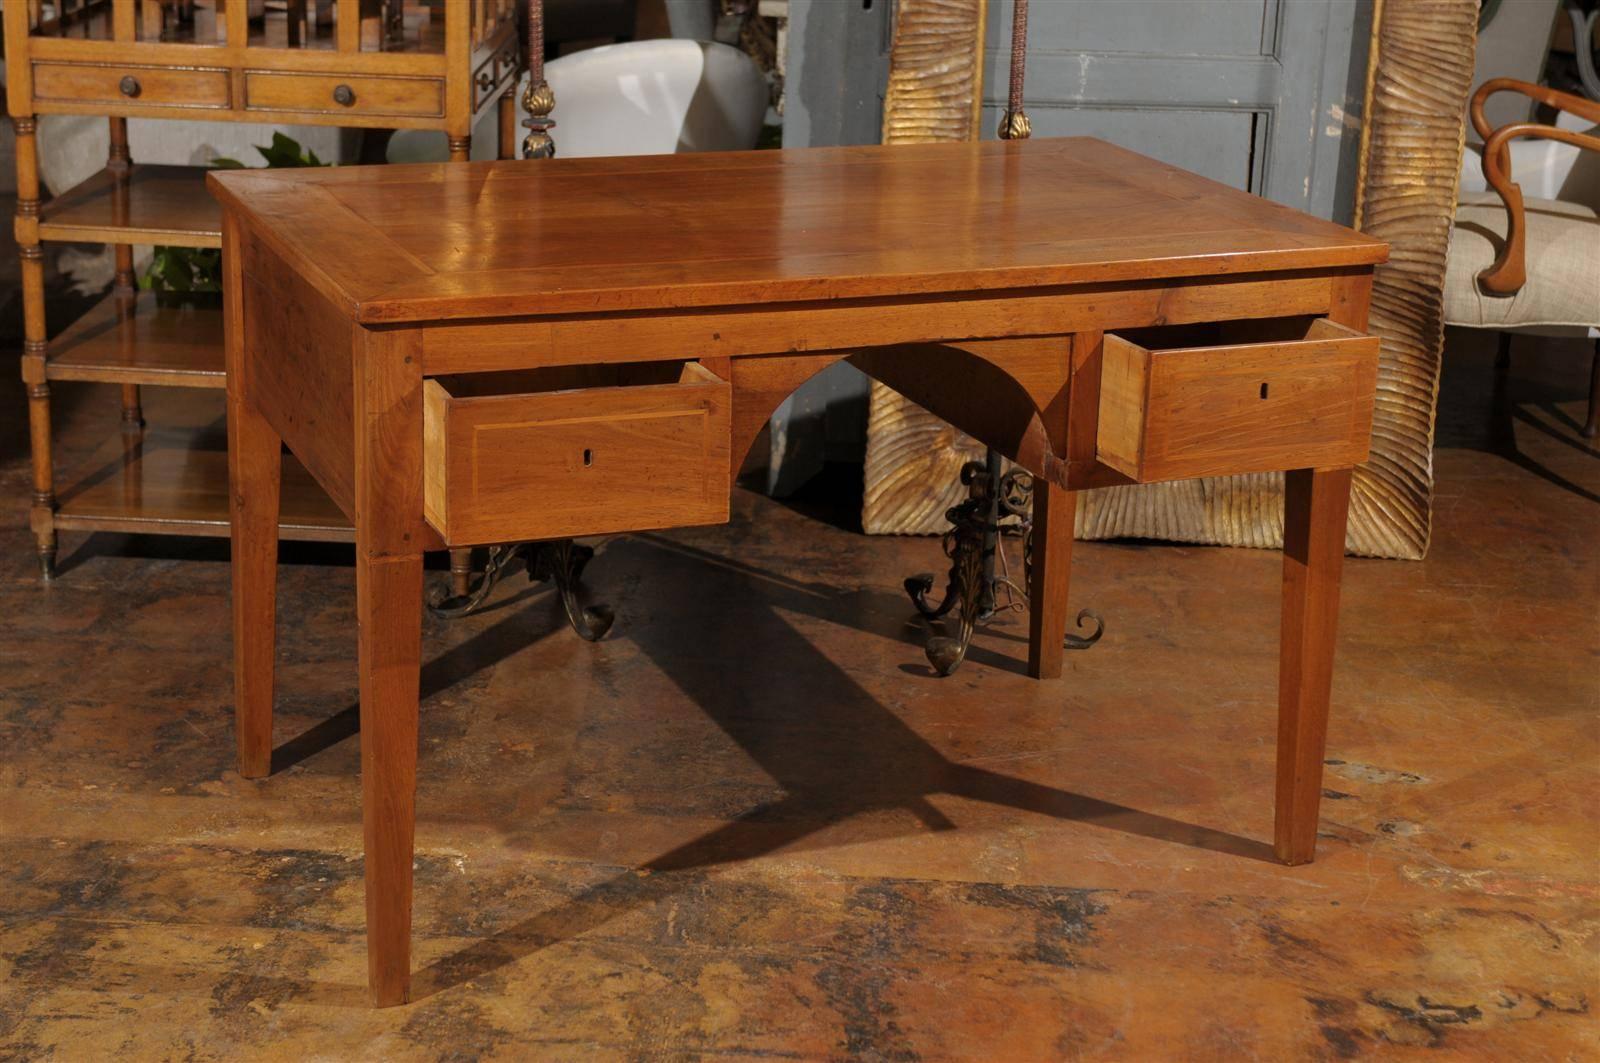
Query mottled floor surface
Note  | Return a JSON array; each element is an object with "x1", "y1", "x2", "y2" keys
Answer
[{"x1": 0, "y1": 331, "x2": 1595, "y2": 1061}]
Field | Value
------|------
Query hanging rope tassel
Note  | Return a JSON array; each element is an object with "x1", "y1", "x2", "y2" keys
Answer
[
  {"x1": 998, "y1": 0, "x2": 1030, "y2": 140},
  {"x1": 522, "y1": 1, "x2": 557, "y2": 159}
]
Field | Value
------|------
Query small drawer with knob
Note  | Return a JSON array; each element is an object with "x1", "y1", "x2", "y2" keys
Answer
[
  {"x1": 242, "y1": 71, "x2": 444, "y2": 120},
  {"x1": 1095, "y1": 318, "x2": 1380, "y2": 484},
  {"x1": 422, "y1": 362, "x2": 732, "y2": 546},
  {"x1": 32, "y1": 62, "x2": 230, "y2": 111}
]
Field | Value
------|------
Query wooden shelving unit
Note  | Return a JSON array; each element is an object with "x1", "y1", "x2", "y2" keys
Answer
[
  {"x1": 55, "y1": 421, "x2": 353, "y2": 542},
  {"x1": 47, "y1": 290, "x2": 225, "y2": 387},
  {"x1": 38, "y1": 164, "x2": 222, "y2": 246},
  {"x1": 6, "y1": 0, "x2": 522, "y2": 577}
]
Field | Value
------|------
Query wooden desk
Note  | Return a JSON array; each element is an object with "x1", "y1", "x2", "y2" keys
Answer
[{"x1": 211, "y1": 137, "x2": 1388, "y2": 1006}]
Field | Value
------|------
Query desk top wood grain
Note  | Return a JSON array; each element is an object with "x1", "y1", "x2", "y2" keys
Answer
[{"x1": 209, "y1": 137, "x2": 1387, "y2": 325}]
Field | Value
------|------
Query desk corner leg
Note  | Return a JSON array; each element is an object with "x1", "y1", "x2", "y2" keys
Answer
[
  {"x1": 1027, "y1": 479, "x2": 1077, "y2": 680},
  {"x1": 358, "y1": 550, "x2": 423, "y2": 1007},
  {"x1": 1274, "y1": 466, "x2": 1354, "y2": 866},
  {"x1": 228, "y1": 400, "x2": 281, "y2": 780}
]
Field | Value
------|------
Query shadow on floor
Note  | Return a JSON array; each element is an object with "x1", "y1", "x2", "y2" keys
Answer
[
  {"x1": 1438, "y1": 332, "x2": 1599, "y2": 505},
  {"x1": 408, "y1": 533, "x2": 1275, "y2": 1000}
]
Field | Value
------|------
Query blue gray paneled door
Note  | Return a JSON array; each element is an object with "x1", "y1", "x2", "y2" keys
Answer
[{"x1": 769, "y1": 0, "x2": 1373, "y2": 496}]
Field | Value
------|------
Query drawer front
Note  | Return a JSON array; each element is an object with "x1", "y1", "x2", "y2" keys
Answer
[
  {"x1": 243, "y1": 71, "x2": 444, "y2": 119},
  {"x1": 424, "y1": 363, "x2": 731, "y2": 546},
  {"x1": 1097, "y1": 318, "x2": 1380, "y2": 483},
  {"x1": 33, "y1": 62, "x2": 230, "y2": 111}
]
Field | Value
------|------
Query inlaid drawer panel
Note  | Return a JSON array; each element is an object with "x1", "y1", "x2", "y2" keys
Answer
[
  {"x1": 33, "y1": 62, "x2": 230, "y2": 110},
  {"x1": 1097, "y1": 317, "x2": 1379, "y2": 483},
  {"x1": 243, "y1": 71, "x2": 444, "y2": 119},
  {"x1": 423, "y1": 361, "x2": 731, "y2": 546}
]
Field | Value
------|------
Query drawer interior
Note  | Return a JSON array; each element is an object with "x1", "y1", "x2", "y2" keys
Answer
[
  {"x1": 1109, "y1": 315, "x2": 1329, "y2": 353},
  {"x1": 431, "y1": 360, "x2": 715, "y2": 401}
]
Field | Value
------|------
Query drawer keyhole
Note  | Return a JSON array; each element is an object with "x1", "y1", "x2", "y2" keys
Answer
[
  {"x1": 582, "y1": 448, "x2": 594, "y2": 467},
  {"x1": 1259, "y1": 382, "x2": 1270, "y2": 400}
]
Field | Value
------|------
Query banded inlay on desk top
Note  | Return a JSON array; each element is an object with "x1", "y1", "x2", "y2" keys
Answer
[{"x1": 209, "y1": 137, "x2": 1388, "y2": 324}]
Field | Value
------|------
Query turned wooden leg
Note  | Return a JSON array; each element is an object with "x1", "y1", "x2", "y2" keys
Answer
[
  {"x1": 498, "y1": 91, "x2": 518, "y2": 160},
  {"x1": 110, "y1": 120, "x2": 145, "y2": 436},
  {"x1": 21, "y1": 340, "x2": 55, "y2": 580},
  {"x1": 1584, "y1": 339, "x2": 1598, "y2": 440},
  {"x1": 119, "y1": 384, "x2": 144, "y2": 436},
  {"x1": 357, "y1": 551, "x2": 423, "y2": 1007},
  {"x1": 447, "y1": 134, "x2": 471, "y2": 163},
  {"x1": 227, "y1": 400, "x2": 282, "y2": 779},
  {"x1": 449, "y1": 547, "x2": 473, "y2": 598},
  {"x1": 16, "y1": 114, "x2": 56, "y2": 581},
  {"x1": 1274, "y1": 466, "x2": 1354, "y2": 865},
  {"x1": 1028, "y1": 479, "x2": 1076, "y2": 679}
]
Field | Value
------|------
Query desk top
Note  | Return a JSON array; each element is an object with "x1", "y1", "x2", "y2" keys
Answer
[{"x1": 210, "y1": 137, "x2": 1386, "y2": 325}]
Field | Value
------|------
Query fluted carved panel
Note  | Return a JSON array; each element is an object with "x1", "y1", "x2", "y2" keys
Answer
[
  {"x1": 863, "y1": 385, "x2": 986, "y2": 534},
  {"x1": 865, "y1": 0, "x2": 1476, "y2": 557},
  {"x1": 862, "y1": 0, "x2": 988, "y2": 534},
  {"x1": 879, "y1": 0, "x2": 986, "y2": 145},
  {"x1": 1341, "y1": 0, "x2": 1477, "y2": 558}
]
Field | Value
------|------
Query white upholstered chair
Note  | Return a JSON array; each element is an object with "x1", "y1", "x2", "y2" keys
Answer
[
  {"x1": 386, "y1": 38, "x2": 768, "y2": 163},
  {"x1": 1446, "y1": 79, "x2": 1600, "y2": 436}
]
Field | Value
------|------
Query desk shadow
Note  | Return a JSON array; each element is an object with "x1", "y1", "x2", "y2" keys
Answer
[
  {"x1": 270, "y1": 588, "x2": 567, "y2": 773},
  {"x1": 416, "y1": 534, "x2": 1272, "y2": 999}
]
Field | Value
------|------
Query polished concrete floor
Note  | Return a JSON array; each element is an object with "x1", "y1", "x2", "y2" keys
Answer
[{"x1": 0, "y1": 333, "x2": 1596, "y2": 1060}]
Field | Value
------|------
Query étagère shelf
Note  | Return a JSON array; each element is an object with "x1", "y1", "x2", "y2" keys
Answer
[{"x1": 7, "y1": 0, "x2": 523, "y2": 577}]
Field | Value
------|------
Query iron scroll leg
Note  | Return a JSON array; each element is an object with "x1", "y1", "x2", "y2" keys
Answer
[
  {"x1": 426, "y1": 539, "x2": 614, "y2": 642},
  {"x1": 924, "y1": 518, "x2": 986, "y2": 676},
  {"x1": 906, "y1": 449, "x2": 1104, "y2": 676},
  {"x1": 529, "y1": 539, "x2": 615, "y2": 642}
]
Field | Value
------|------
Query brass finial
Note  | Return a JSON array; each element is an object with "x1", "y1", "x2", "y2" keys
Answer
[
  {"x1": 998, "y1": 110, "x2": 1031, "y2": 140},
  {"x1": 521, "y1": 79, "x2": 556, "y2": 159}
]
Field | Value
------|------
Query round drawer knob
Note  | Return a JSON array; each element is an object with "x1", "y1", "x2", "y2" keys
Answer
[
  {"x1": 119, "y1": 75, "x2": 141, "y2": 98},
  {"x1": 332, "y1": 84, "x2": 356, "y2": 107}
]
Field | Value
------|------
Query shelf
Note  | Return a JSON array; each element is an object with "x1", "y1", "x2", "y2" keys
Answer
[
  {"x1": 39, "y1": 165, "x2": 221, "y2": 248},
  {"x1": 48, "y1": 290, "x2": 224, "y2": 388},
  {"x1": 55, "y1": 422, "x2": 353, "y2": 543}
]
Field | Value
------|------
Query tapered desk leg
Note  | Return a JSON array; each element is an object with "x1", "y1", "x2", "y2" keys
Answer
[
  {"x1": 228, "y1": 403, "x2": 282, "y2": 779},
  {"x1": 1028, "y1": 480, "x2": 1077, "y2": 679},
  {"x1": 352, "y1": 321, "x2": 427, "y2": 1006},
  {"x1": 1274, "y1": 466, "x2": 1354, "y2": 865},
  {"x1": 224, "y1": 207, "x2": 279, "y2": 778},
  {"x1": 358, "y1": 551, "x2": 423, "y2": 1007}
]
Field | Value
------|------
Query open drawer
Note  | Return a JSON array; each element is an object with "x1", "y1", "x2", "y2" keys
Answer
[
  {"x1": 1096, "y1": 318, "x2": 1380, "y2": 484},
  {"x1": 423, "y1": 361, "x2": 731, "y2": 546}
]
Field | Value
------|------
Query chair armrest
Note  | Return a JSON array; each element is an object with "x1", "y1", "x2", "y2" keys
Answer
[
  {"x1": 1476, "y1": 121, "x2": 1600, "y2": 295},
  {"x1": 1469, "y1": 78, "x2": 1600, "y2": 144}
]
